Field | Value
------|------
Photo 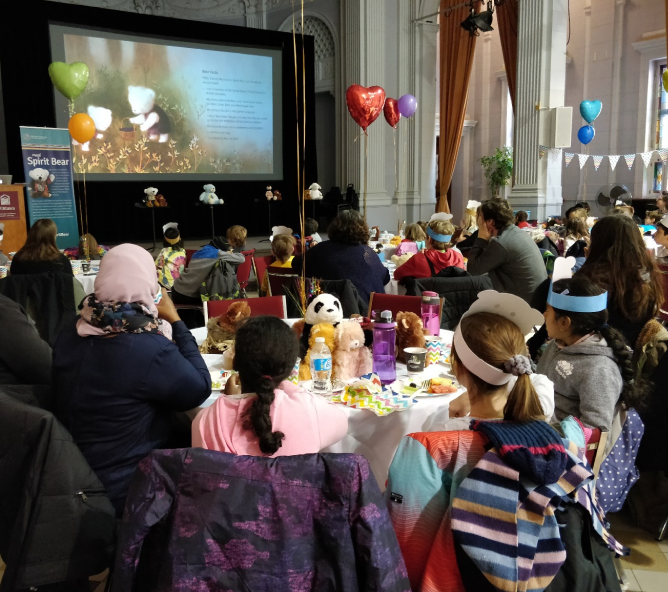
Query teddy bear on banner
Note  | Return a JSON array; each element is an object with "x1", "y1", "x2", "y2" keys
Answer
[
  {"x1": 199, "y1": 184, "x2": 222, "y2": 205},
  {"x1": 29, "y1": 168, "x2": 55, "y2": 198},
  {"x1": 128, "y1": 86, "x2": 171, "y2": 143}
]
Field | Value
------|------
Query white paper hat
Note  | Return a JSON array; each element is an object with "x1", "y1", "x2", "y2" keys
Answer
[
  {"x1": 466, "y1": 200, "x2": 482, "y2": 211},
  {"x1": 162, "y1": 222, "x2": 178, "y2": 235},
  {"x1": 429, "y1": 212, "x2": 454, "y2": 223},
  {"x1": 659, "y1": 214, "x2": 668, "y2": 229},
  {"x1": 270, "y1": 225, "x2": 293, "y2": 241}
]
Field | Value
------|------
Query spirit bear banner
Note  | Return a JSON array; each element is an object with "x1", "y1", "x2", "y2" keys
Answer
[{"x1": 20, "y1": 127, "x2": 79, "y2": 249}]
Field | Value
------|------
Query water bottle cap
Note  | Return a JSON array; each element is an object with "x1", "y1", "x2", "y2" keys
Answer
[
  {"x1": 381, "y1": 310, "x2": 392, "y2": 321},
  {"x1": 423, "y1": 291, "x2": 438, "y2": 297},
  {"x1": 315, "y1": 337, "x2": 325, "y2": 343}
]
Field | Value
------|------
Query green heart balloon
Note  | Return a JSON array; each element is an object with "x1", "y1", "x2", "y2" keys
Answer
[{"x1": 48, "y1": 61, "x2": 90, "y2": 100}]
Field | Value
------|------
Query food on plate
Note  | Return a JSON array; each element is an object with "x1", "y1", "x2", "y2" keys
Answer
[
  {"x1": 400, "y1": 381, "x2": 421, "y2": 395},
  {"x1": 429, "y1": 376, "x2": 458, "y2": 394}
]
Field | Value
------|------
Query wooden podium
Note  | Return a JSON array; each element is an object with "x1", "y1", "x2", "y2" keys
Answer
[{"x1": 0, "y1": 184, "x2": 27, "y2": 254}]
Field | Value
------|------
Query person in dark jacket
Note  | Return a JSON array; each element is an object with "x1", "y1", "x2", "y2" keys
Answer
[
  {"x1": 10, "y1": 218, "x2": 73, "y2": 276},
  {"x1": 53, "y1": 244, "x2": 211, "y2": 515},
  {"x1": 0, "y1": 293, "x2": 52, "y2": 385},
  {"x1": 291, "y1": 210, "x2": 390, "y2": 305}
]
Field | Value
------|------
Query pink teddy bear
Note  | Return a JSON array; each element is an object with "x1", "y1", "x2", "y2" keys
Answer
[{"x1": 334, "y1": 321, "x2": 372, "y2": 381}]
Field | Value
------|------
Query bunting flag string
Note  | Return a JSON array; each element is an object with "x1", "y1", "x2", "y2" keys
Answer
[
  {"x1": 539, "y1": 145, "x2": 548, "y2": 159},
  {"x1": 578, "y1": 154, "x2": 590, "y2": 169},
  {"x1": 564, "y1": 152, "x2": 575, "y2": 167},
  {"x1": 624, "y1": 154, "x2": 636, "y2": 170},
  {"x1": 640, "y1": 151, "x2": 654, "y2": 168},
  {"x1": 592, "y1": 155, "x2": 604, "y2": 171},
  {"x1": 658, "y1": 148, "x2": 668, "y2": 163},
  {"x1": 548, "y1": 148, "x2": 562, "y2": 164},
  {"x1": 545, "y1": 147, "x2": 665, "y2": 171},
  {"x1": 608, "y1": 154, "x2": 620, "y2": 171}
]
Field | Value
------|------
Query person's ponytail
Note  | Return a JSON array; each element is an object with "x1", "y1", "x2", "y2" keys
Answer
[
  {"x1": 504, "y1": 373, "x2": 544, "y2": 422},
  {"x1": 244, "y1": 375, "x2": 285, "y2": 455}
]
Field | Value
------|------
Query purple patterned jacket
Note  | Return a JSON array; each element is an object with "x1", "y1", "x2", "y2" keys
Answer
[{"x1": 112, "y1": 449, "x2": 410, "y2": 592}]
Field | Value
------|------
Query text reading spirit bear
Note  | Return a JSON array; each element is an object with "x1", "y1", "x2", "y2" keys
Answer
[{"x1": 128, "y1": 86, "x2": 171, "y2": 143}]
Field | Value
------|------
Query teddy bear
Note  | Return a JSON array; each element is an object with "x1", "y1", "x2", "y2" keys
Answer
[
  {"x1": 334, "y1": 321, "x2": 372, "y2": 381},
  {"x1": 72, "y1": 105, "x2": 113, "y2": 152},
  {"x1": 265, "y1": 186, "x2": 275, "y2": 201},
  {"x1": 199, "y1": 301, "x2": 251, "y2": 354},
  {"x1": 273, "y1": 189, "x2": 282, "y2": 201},
  {"x1": 299, "y1": 322, "x2": 337, "y2": 381},
  {"x1": 143, "y1": 187, "x2": 158, "y2": 207},
  {"x1": 391, "y1": 253, "x2": 414, "y2": 268},
  {"x1": 29, "y1": 168, "x2": 55, "y2": 198},
  {"x1": 395, "y1": 311, "x2": 426, "y2": 364},
  {"x1": 200, "y1": 184, "x2": 222, "y2": 205},
  {"x1": 128, "y1": 85, "x2": 171, "y2": 143},
  {"x1": 155, "y1": 194, "x2": 168, "y2": 207},
  {"x1": 309, "y1": 183, "x2": 323, "y2": 200},
  {"x1": 292, "y1": 293, "x2": 344, "y2": 359}
]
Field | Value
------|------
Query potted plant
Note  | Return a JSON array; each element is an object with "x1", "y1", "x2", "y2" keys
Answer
[{"x1": 480, "y1": 147, "x2": 513, "y2": 198}]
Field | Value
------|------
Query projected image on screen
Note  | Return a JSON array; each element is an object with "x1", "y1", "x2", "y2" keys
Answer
[{"x1": 50, "y1": 27, "x2": 283, "y2": 180}]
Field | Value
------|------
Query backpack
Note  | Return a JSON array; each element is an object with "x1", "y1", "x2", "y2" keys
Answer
[{"x1": 199, "y1": 259, "x2": 240, "y2": 302}]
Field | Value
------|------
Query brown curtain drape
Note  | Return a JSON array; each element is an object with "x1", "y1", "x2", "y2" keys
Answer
[
  {"x1": 496, "y1": 0, "x2": 518, "y2": 112},
  {"x1": 437, "y1": 1, "x2": 479, "y2": 213}
]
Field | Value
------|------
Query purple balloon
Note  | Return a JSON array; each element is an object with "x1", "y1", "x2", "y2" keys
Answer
[{"x1": 397, "y1": 94, "x2": 418, "y2": 118}]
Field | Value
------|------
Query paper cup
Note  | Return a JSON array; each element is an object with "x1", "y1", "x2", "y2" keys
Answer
[
  {"x1": 405, "y1": 347, "x2": 427, "y2": 375},
  {"x1": 82, "y1": 261, "x2": 91, "y2": 274},
  {"x1": 425, "y1": 336, "x2": 443, "y2": 366},
  {"x1": 70, "y1": 260, "x2": 81, "y2": 275},
  {"x1": 289, "y1": 357, "x2": 301, "y2": 384},
  {"x1": 0, "y1": 266, "x2": 7, "y2": 279}
]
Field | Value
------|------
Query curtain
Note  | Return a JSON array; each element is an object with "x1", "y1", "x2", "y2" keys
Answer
[
  {"x1": 496, "y1": 0, "x2": 518, "y2": 112},
  {"x1": 437, "y1": 1, "x2": 479, "y2": 213}
]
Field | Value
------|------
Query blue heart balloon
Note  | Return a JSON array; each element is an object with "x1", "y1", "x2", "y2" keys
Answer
[
  {"x1": 577, "y1": 125, "x2": 595, "y2": 145},
  {"x1": 580, "y1": 100, "x2": 602, "y2": 124}
]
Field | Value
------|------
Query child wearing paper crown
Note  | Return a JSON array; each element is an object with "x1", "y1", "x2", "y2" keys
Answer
[
  {"x1": 394, "y1": 223, "x2": 426, "y2": 257},
  {"x1": 393, "y1": 214, "x2": 464, "y2": 282},
  {"x1": 536, "y1": 265, "x2": 647, "y2": 431},
  {"x1": 155, "y1": 223, "x2": 186, "y2": 289}
]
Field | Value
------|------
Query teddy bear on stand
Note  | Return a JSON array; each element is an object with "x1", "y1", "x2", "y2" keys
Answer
[
  {"x1": 199, "y1": 184, "x2": 222, "y2": 205},
  {"x1": 334, "y1": 321, "x2": 372, "y2": 381},
  {"x1": 309, "y1": 183, "x2": 323, "y2": 200},
  {"x1": 143, "y1": 187, "x2": 158, "y2": 207}
]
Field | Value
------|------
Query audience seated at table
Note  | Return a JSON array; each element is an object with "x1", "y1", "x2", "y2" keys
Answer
[
  {"x1": 292, "y1": 210, "x2": 390, "y2": 305},
  {"x1": 466, "y1": 199, "x2": 547, "y2": 303},
  {"x1": 53, "y1": 244, "x2": 211, "y2": 515},
  {"x1": 304, "y1": 217, "x2": 322, "y2": 243},
  {"x1": 260, "y1": 233, "x2": 295, "y2": 295},
  {"x1": 393, "y1": 215, "x2": 464, "y2": 282},
  {"x1": 576, "y1": 214, "x2": 663, "y2": 347},
  {"x1": 394, "y1": 223, "x2": 426, "y2": 257},
  {"x1": 64, "y1": 233, "x2": 109, "y2": 261},
  {"x1": 515, "y1": 210, "x2": 530, "y2": 228},
  {"x1": 10, "y1": 218, "x2": 73, "y2": 276},
  {"x1": 192, "y1": 315, "x2": 347, "y2": 455},
  {"x1": 0, "y1": 292, "x2": 52, "y2": 386},
  {"x1": 155, "y1": 223, "x2": 186, "y2": 289},
  {"x1": 563, "y1": 216, "x2": 589, "y2": 252}
]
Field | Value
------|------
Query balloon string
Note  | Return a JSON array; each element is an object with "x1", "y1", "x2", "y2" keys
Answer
[
  {"x1": 83, "y1": 167, "x2": 89, "y2": 239},
  {"x1": 301, "y1": 0, "x2": 307, "y2": 267},
  {"x1": 394, "y1": 128, "x2": 398, "y2": 195},
  {"x1": 364, "y1": 132, "x2": 368, "y2": 222},
  {"x1": 583, "y1": 145, "x2": 589, "y2": 201}
]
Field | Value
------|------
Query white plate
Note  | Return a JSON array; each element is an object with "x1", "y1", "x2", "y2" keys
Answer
[
  {"x1": 300, "y1": 379, "x2": 346, "y2": 394},
  {"x1": 393, "y1": 376, "x2": 464, "y2": 398}
]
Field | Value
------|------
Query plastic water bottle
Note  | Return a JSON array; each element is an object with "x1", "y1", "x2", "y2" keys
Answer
[
  {"x1": 373, "y1": 310, "x2": 396, "y2": 385},
  {"x1": 421, "y1": 291, "x2": 441, "y2": 336},
  {"x1": 310, "y1": 337, "x2": 332, "y2": 394}
]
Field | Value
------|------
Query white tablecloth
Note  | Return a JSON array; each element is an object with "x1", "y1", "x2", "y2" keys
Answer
[
  {"x1": 75, "y1": 273, "x2": 97, "y2": 295},
  {"x1": 192, "y1": 324, "x2": 460, "y2": 489}
]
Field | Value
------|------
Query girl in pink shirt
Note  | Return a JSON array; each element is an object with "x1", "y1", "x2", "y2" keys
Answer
[{"x1": 192, "y1": 316, "x2": 348, "y2": 456}]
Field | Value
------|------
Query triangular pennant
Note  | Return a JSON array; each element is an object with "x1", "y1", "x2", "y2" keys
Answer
[
  {"x1": 640, "y1": 151, "x2": 653, "y2": 167},
  {"x1": 624, "y1": 154, "x2": 635, "y2": 170},
  {"x1": 592, "y1": 155, "x2": 604, "y2": 171},
  {"x1": 564, "y1": 152, "x2": 575, "y2": 167},
  {"x1": 658, "y1": 148, "x2": 668, "y2": 164},
  {"x1": 578, "y1": 153, "x2": 590, "y2": 169},
  {"x1": 608, "y1": 155, "x2": 620, "y2": 171},
  {"x1": 539, "y1": 145, "x2": 548, "y2": 158},
  {"x1": 548, "y1": 148, "x2": 562, "y2": 164}
]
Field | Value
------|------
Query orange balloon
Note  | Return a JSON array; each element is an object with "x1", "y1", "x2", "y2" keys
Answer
[{"x1": 68, "y1": 113, "x2": 96, "y2": 144}]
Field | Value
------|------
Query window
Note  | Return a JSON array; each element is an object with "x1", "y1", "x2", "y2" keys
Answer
[{"x1": 653, "y1": 62, "x2": 667, "y2": 193}]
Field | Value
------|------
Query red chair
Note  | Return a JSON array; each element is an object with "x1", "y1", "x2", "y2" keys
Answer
[
  {"x1": 204, "y1": 296, "x2": 287, "y2": 322},
  {"x1": 237, "y1": 249, "x2": 255, "y2": 296},
  {"x1": 367, "y1": 292, "x2": 444, "y2": 326},
  {"x1": 185, "y1": 249, "x2": 197, "y2": 267},
  {"x1": 267, "y1": 272, "x2": 300, "y2": 298},
  {"x1": 253, "y1": 255, "x2": 274, "y2": 293}
]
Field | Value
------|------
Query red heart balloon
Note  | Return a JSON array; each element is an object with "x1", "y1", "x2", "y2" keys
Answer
[
  {"x1": 384, "y1": 98, "x2": 401, "y2": 129},
  {"x1": 346, "y1": 84, "x2": 386, "y2": 132}
]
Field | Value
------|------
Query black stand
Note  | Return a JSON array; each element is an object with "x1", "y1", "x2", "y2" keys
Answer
[
  {"x1": 134, "y1": 203, "x2": 168, "y2": 252},
  {"x1": 210, "y1": 204, "x2": 216, "y2": 239}
]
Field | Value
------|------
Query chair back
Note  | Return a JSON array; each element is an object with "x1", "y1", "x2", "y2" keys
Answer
[
  {"x1": 585, "y1": 428, "x2": 609, "y2": 478},
  {"x1": 203, "y1": 296, "x2": 287, "y2": 322},
  {"x1": 368, "y1": 292, "x2": 443, "y2": 326},
  {"x1": 267, "y1": 272, "x2": 300, "y2": 298},
  {"x1": 237, "y1": 249, "x2": 256, "y2": 294},
  {"x1": 252, "y1": 255, "x2": 274, "y2": 288},
  {"x1": 185, "y1": 249, "x2": 197, "y2": 267}
]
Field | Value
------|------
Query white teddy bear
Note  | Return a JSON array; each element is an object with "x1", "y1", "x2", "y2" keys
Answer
[
  {"x1": 309, "y1": 182, "x2": 323, "y2": 200},
  {"x1": 29, "y1": 168, "x2": 55, "y2": 198},
  {"x1": 144, "y1": 187, "x2": 158, "y2": 207},
  {"x1": 128, "y1": 86, "x2": 171, "y2": 143},
  {"x1": 199, "y1": 184, "x2": 222, "y2": 205},
  {"x1": 73, "y1": 105, "x2": 113, "y2": 152}
]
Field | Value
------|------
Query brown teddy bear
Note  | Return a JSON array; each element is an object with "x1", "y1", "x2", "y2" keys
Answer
[
  {"x1": 199, "y1": 301, "x2": 251, "y2": 354},
  {"x1": 334, "y1": 321, "x2": 372, "y2": 381},
  {"x1": 395, "y1": 311, "x2": 426, "y2": 364},
  {"x1": 299, "y1": 322, "x2": 337, "y2": 381},
  {"x1": 155, "y1": 194, "x2": 168, "y2": 207}
]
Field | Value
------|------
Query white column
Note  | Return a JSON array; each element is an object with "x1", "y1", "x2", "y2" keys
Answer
[
  {"x1": 509, "y1": 0, "x2": 568, "y2": 220},
  {"x1": 577, "y1": 0, "x2": 592, "y2": 199},
  {"x1": 245, "y1": 0, "x2": 266, "y2": 29},
  {"x1": 607, "y1": 0, "x2": 626, "y2": 184}
]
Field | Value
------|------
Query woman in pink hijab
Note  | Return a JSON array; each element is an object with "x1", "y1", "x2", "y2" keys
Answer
[{"x1": 53, "y1": 244, "x2": 211, "y2": 516}]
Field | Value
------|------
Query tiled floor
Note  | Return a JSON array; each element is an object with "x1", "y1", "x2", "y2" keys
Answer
[{"x1": 608, "y1": 508, "x2": 668, "y2": 592}]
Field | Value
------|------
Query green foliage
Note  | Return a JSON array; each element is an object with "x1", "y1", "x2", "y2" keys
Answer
[{"x1": 480, "y1": 147, "x2": 513, "y2": 198}]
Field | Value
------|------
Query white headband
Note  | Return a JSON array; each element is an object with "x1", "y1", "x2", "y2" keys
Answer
[{"x1": 453, "y1": 325, "x2": 513, "y2": 386}]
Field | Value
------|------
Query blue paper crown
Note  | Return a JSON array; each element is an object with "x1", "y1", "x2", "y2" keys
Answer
[
  {"x1": 427, "y1": 226, "x2": 452, "y2": 243},
  {"x1": 546, "y1": 283, "x2": 608, "y2": 313}
]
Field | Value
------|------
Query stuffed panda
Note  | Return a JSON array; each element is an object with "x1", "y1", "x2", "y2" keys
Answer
[
  {"x1": 296, "y1": 293, "x2": 344, "y2": 358},
  {"x1": 128, "y1": 86, "x2": 171, "y2": 143}
]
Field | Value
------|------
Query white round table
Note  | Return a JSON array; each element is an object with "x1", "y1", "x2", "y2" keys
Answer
[{"x1": 75, "y1": 273, "x2": 97, "y2": 296}]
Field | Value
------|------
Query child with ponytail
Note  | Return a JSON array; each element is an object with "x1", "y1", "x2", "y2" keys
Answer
[
  {"x1": 192, "y1": 316, "x2": 347, "y2": 456},
  {"x1": 536, "y1": 276, "x2": 646, "y2": 430}
]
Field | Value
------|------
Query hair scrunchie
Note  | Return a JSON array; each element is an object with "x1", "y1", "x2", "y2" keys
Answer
[{"x1": 503, "y1": 355, "x2": 533, "y2": 377}]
